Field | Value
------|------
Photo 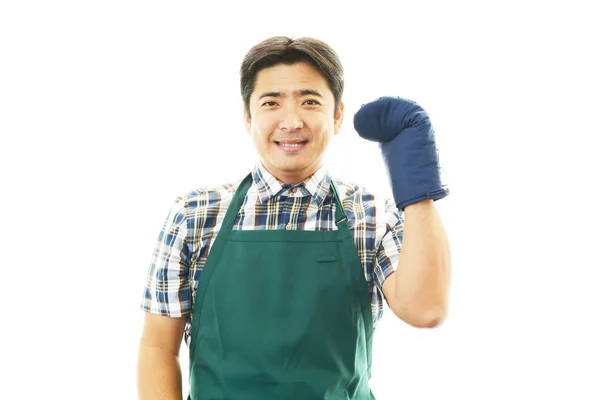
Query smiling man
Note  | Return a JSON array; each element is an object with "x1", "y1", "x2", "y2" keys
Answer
[
  {"x1": 246, "y1": 62, "x2": 342, "y2": 184},
  {"x1": 137, "y1": 36, "x2": 451, "y2": 400}
]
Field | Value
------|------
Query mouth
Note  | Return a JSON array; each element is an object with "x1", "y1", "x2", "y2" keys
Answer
[{"x1": 274, "y1": 140, "x2": 308, "y2": 153}]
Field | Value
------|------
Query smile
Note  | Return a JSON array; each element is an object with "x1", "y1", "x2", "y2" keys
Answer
[{"x1": 275, "y1": 141, "x2": 308, "y2": 152}]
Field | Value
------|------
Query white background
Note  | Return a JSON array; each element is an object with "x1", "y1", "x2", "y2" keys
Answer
[{"x1": 1, "y1": 1, "x2": 599, "y2": 399}]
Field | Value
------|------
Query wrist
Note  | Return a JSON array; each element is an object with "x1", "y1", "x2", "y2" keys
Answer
[{"x1": 403, "y1": 199, "x2": 434, "y2": 212}]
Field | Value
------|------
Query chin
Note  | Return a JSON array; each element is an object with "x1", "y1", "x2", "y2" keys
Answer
[{"x1": 264, "y1": 158, "x2": 305, "y2": 172}]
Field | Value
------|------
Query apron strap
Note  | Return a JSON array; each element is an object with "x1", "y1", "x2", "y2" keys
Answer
[
  {"x1": 196, "y1": 173, "x2": 253, "y2": 268},
  {"x1": 218, "y1": 173, "x2": 253, "y2": 238},
  {"x1": 329, "y1": 177, "x2": 348, "y2": 226}
]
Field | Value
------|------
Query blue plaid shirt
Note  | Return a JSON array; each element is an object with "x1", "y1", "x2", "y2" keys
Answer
[{"x1": 141, "y1": 162, "x2": 404, "y2": 346}]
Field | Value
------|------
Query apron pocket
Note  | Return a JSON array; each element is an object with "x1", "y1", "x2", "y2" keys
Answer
[{"x1": 318, "y1": 256, "x2": 337, "y2": 263}]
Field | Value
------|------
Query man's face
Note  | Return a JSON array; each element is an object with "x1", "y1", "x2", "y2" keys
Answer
[{"x1": 244, "y1": 62, "x2": 344, "y2": 184}]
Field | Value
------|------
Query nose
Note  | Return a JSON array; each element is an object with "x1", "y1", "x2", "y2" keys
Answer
[{"x1": 279, "y1": 104, "x2": 303, "y2": 131}]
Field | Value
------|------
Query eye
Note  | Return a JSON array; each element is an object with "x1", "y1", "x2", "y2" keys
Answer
[
  {"x1": 261, "y1": 101, "x2": 278, "y2": 107},
  {"x1": 303, "y1": 99, "x2": 321, "y2": 106}
]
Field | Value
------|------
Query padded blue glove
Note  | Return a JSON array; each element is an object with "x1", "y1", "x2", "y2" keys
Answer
[{"x1": 353, "y1": 96, "x2": 449, "y2": 211}]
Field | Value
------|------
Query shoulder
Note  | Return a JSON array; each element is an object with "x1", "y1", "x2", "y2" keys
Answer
[
  {"x1": 331, "y1": 177, "x2": 403, "y2": 226},
  {"x1": 169, "y1": 177, "x2": 245, "y2": 219},
  {"x1": 331, "y1": 177, "x2": 395, "y2": 213}
]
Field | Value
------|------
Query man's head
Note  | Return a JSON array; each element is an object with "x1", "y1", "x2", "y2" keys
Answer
[{"x1": 240, "y1": 36, "x2": 345, "y2": 184}]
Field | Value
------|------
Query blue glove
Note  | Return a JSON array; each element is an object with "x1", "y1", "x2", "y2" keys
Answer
[{"x1": 353, "y1": 96, "x2": 449, "y2": 211}]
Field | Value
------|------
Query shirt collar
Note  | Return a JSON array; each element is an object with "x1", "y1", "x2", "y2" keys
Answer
[{"x1": 251, "y1": 161, "x2": 332, "y2": 207}]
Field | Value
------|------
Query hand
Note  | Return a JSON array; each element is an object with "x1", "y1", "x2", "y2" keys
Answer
[{"x1": 353, "y1": 96, "x2": 449, "y2": 211}]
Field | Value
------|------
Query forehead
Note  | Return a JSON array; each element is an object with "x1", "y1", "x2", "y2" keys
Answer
[{"x1": 252, "y1": 62, "x2": 333, "y2": 98}]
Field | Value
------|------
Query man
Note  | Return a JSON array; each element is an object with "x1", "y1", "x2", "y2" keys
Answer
[{"x1": 137, "y1": 36, "x2": 451, "y2": 400}]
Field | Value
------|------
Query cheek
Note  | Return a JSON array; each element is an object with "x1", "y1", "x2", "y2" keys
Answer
[
  {"x1": 252, "y1": 117, "x2": 277, "y2": 140},
  {"x1": 306, "y1": 118, "x2": 333, "y2": 139}
]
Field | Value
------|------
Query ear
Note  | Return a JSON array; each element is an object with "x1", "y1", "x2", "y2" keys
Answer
[
  {"x1": 334, "y1": 101, "x2": 344, "y2": 135},
  {"x1": 243, "y1": 105, "x2": 251, "y2": 135}
]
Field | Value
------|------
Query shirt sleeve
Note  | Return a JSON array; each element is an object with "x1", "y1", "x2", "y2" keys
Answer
[
  {"x1": 373, "y1": 197, "x2": 404, "y2": 305},
  {"x1": 140, "y1": 196, "x2": 192, "y2": 317}
]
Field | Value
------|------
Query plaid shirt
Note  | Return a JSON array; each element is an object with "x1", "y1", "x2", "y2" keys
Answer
[{"x1": 141, "y1": 162, "x2": 404, "y2": 346}]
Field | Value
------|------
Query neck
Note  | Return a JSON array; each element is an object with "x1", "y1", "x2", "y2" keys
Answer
[{"x1": 261, "y1": 162, "x2": 321, "y2": 185}]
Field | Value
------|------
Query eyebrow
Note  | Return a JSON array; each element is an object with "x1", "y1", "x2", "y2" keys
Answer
[{"x1": 257, "y1": 89, "x2": 324, "y2": 100}]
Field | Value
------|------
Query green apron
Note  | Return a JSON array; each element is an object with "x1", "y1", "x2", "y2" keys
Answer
[{"x1": 187, "y1": 173, "x2": 376, "y2": 399}]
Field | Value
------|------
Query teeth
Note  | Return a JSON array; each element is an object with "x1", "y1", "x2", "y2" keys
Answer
[{"x1": 279, "y1": 142, "x2": 305, "y2": 147}]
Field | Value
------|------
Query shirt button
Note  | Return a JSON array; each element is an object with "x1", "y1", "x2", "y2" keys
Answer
[
  {"x1": 289, "y1": 187, "x2": 297, "y2": 194},
  {"x1": 285, "y1": 223, "x2": 292, "y2": 230}
]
